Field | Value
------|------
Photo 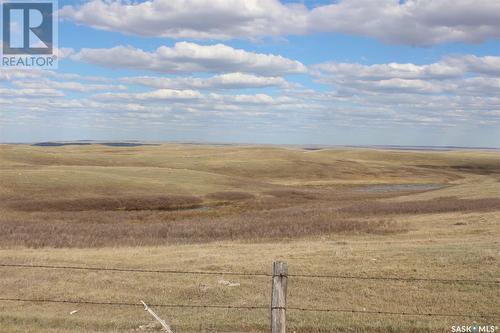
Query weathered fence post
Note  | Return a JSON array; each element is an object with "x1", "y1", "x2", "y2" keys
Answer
[{"x1": 271, "y1": 261, "x2": 288, "y2": 333}]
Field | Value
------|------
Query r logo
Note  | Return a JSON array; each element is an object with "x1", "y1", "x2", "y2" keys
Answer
[{"x1": 2, "y1": 1, "x2": 53, "y2": 55}]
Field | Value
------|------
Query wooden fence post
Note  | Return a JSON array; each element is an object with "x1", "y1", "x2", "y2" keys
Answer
[{"x1": 271, "y1": 261, "x2": 288, "y2": 333}]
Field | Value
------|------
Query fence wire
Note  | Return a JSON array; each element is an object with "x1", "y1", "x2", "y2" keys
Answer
[
  {"x1": 1, "y1": 262, "x2": 499, "y2": 322},
  {"x1": 2, "y1": 263, "x2": 499, "y2": 284},
  {"x1": 0, "y1": 298, "x2": 267, "y2": 310},
  {"x1": 0, "y1": 298, "x2": 498, "y2": 319},
  {"x1": 0, "y1": 263, "x2": 270, "y2": 277}
]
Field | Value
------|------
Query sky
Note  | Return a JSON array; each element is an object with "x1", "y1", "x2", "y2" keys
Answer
[{"x1": 1, "y1": 0, "x2": 499, "y2": 147}]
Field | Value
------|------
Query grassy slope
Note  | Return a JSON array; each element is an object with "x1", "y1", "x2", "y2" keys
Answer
[
  {"x1": 1, "y1": 144, "x2": 477, "y2": 198},
  {"x1": 0, "y1": 144, "x2": 499, "y2": 332}
]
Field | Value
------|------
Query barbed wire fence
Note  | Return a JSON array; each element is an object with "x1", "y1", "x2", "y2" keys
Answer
[
  {"x1": 2, "y1": 263, "x2": 499, "y2": 284},
  {"x1": 0, "y1": 262, "x2": 499, "y2": 332}
]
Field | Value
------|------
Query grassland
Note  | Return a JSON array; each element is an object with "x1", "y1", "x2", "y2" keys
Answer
[{"x1": 0, "y1": 144, "x2": 499, "y2": 332}]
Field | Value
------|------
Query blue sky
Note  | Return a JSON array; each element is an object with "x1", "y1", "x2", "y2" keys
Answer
[{"x1": 1, "y1": 0, "x2": 500, "y2": 146}]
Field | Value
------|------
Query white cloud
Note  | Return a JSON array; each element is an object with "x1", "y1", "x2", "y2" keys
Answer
[
  {"x1": 71, "y1": 42, "x2": 307, "y2": 75},
  {"x1": 208, "y1": 93, "x2": 286, "y2": 106},
  {"x1": 0, "y1": 87, "x2": 63, "y2": 97},
  {"x1": 0, "y1": 69, "x2": 126, "y2": 92},
  {"x1": 308, "y1": 0, "x2": 500, "y2": 46},
  {"x1": 56, "y1": 48, "x2": 75, "y2": 59},
  {"x1": 444, "y1": 55, "x2": 500, "y2": 77},
  {"x1": 95, "y1": 89, "x2": 202, "y2": 102},
  {"x1": 0, "y1": 68, "x2": 46, "y2": 81},
  {"x1": 94, "y1": 89, "x2": 292, "y2": 107},
  {"x1": 60, "y1": 0, "x2": 500, "y2": 46},
  {"x1": 121, "y1": 73, "x2": 289, "y2": 90},
  {"x1": 2, "y1": 53, "x2": 499, "y2": 140},
  {"x1": 314, "y1": 61, "x2": 464, "y2": 81},
  {"x1": 313, "y1": 55, "x2": 500, "y2": 96},
  {"x1": 60, "y1": 0, "x2": 308, "y2": 40},
  {"x1": 14, "y1": 79, "x2": 127, "y2": 92}
]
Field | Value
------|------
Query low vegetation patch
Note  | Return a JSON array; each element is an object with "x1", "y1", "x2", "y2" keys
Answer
[
  {"x1": 264, "y1": 189, "x2": 318, "y2": 200},
  {"x1": 340, "y1": 197, "x2": 500, "y2": 215},
  {"x1": 417, "y1": 163, "x2": 500, "y2": 175},
  {"x1": 0, "y1": 209, "x2": 404, "y2": 247},
  {"x1": 206, "y1": 191, "x2": 255, "y2": 201},
  {"x1": 8, "y1": 195, "x2": 203, "y2": 212}
]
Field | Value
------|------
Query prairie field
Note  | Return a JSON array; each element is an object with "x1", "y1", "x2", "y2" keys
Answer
[{"x1": 0, "y1": 143, "x2": 499, "y2": 333}]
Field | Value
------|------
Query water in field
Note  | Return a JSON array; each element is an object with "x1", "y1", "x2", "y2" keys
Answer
[{"x1": 356, "y1": 184, "x2": 445, "y2": 193}]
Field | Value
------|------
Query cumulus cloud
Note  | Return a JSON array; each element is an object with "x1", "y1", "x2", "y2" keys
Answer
[
  {"x1": 94, "y1": 89, "x2": 293, "y2": 107},
  {"x1": 59, "y1": 0, "x2": 308, "y2": 40},
  {"x1": 444, "y1": 55, "x2": 500, "y2": 77},
  {"x1": 0, "y1": 69, "x2": 127, "y2": 93},
  {"x1": 0, "y1": 87, "x2": 63, "y2": 98},
  {"x1": 14, "y1": 79, "x2": 127, "y2": 92},
  {"x1": 0, "y1": 68, "x2": 46, "y2": 81},
  {"x1": 60, "y1": 0, "x2": 500, "y2": 46},
  {"x1": 313, "y1": 55, "x2": 500, "y2": 95},
  {"x1": 95, "y1": 89, "x2": 202, "y2": 102},
  {"x1": 121, "y1": 73, "x2": 288, "y2": 90},
  {"x1": 313, "y1": 61, "x2": 464, "y2": 81},
  {"x1": 308, "y1": 0, "x2": 500, "y2": 46},
  {"x1": 2, "y1": 53, "x2": 499, "y2": 140},
  {"x1": 71, "y1": 42, "x2": 307, "y2": 75},
  {"x1": 56, "y1": 48, "x2": 75, "y2": 59}
]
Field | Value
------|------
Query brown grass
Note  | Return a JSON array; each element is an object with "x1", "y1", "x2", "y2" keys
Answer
[
  {"x1": 340, "y1": 197, "x2": 500, "y2": 215},
  {"x1": 0, "y1": 145, "x2": 499, "y2": 332},
  {"x1": 264, "y1": 189, "x2": 319, "y2": 200},
  {"x1": 417, "y1": 163, "x2": 500, "y2": 175},
  {"x1": 205, "y1": 191, "x2": 255, "y2": 201},
  {"x1": 7, "y1": 195, "x2": 203, "y2": 212},
  {"x1": 0, "y1": 207, "x2": 402, "y2": 248}
]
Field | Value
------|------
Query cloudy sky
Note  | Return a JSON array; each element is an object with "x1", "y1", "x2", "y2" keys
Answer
[{"x1": 1, "y1": 0, "x2": 500, "y2": 146}]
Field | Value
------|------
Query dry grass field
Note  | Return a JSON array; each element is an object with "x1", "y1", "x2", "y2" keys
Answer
[{"x1": 0, "y1": 143, "x2": 499, "y2": 333}]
